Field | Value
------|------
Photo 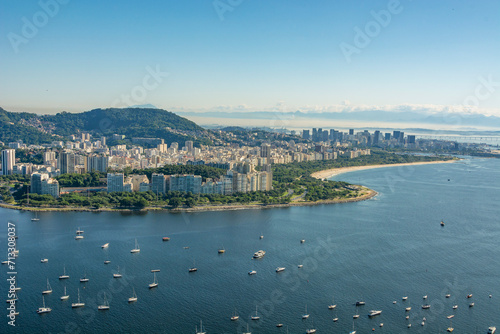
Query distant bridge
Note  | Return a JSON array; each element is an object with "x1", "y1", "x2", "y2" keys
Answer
[{"x1": 416, "y1": 135, "x2": 500, "y2": 143}]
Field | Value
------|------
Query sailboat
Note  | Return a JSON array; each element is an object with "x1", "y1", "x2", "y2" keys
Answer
[
  {"x1": 447, "y1": 318, "x2": 454, "y2": 332},
  {"x1": 76, "y1": 227, "x2": 84, "y2": 234},
  {"x1": 328, "y1": 296, "x2": 337, "y2": 309},
  {"x1": 251, "y1": 306, "x2": 260, "y2": 320},
  {"x1": 71, "y1": 288, "x2": 85, "y2": 308},
  {"x1": 113, "y1": 266, "x2": 122, "y2": 278},
  {"x1": 80, "y1": 270, "x2": 89, "y2": 282},
  {"x1": 349, "y1": 320, "x2": 356, "y2": 334},
  {"x1": 101, "y1": 243, "x2": 109, "y2": 249},
  {"x1": 230, "y1": 308, "x2": 239, "y2": 321},
  {"x1": 128, "y1": 287, "x2": 138, "y2": 303},
  {"x1": 333, "y1": 309, "x2": 339, "y2": 322},
  {"x1": 195, "y1": 320, "x2": 206, "y2": 334},
  {"x1": 36, "y1": 296, "x2": 51, "y2": 314},
  {"x1": 189, "y1": 259, "x2": 198, "y2": 272},
  {"x1": 243, "y1": 324, "x2": 251, "y2": 334},
  {"x1": 305, "y1": 318, "x2": 316, "y2": 333},
  {"x1": 31, "y1": 212, "x2": 40, "y2": 221},
  {"x1": 218, "y1": 245, "x2": 226, "y2": 254},
  {"x1": 60, "y1": 285, "x2": 69, "y2": 300},
  {"x1": 149, "y1": 272, "x2": 158, "y2": 288},
  {"x1": 97, "y1": 293, "x2": 110, "y2": 310},
  {"x1": 130, "y1": 238, "x2": 140, "y2": 253},
  {"x1": 42, "y1": 278, "x2": 52, "y2": 294},
  {"x1": 302, "y1": 304, "x2": 310, "y2": 319},
  {"x1": 59, "y1": 265, "x2": 70, "y2": 279}
]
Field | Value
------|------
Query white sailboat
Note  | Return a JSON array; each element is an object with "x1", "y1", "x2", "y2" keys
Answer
[
  {"x1": 189, "y1": 259, "x2": 198, "y2": 272},
  {"x1": 251, "y1": 306, "x2": 260, "y2": 320},
  {"x1": 243, "y1": 324, "x2": 251, "y2": 334},
  {"x1": 71, "y1": 288, "x2": 85, "y2": 308},
  {"x1": 97, "y1": 293, "x2": 110, "y2": 310},
  {"x1": 149, "y1": 272, "x2": 158, "y2": 288},
  {"x1": 42, "y1": 278, "x2": 52, "y2": 294},
  {"x1": 31, "y1": 212, "x2": 40, "y2": 221},
  {"x1": 349, "y1": 320, "x2": 356, "y2": 334},
  {"x1": 302, "y1": 304, "x2": 310, "y2": 319},
  {"x1": 59, "y1": 265, "x2": 69, "y2": 279},
  {"x1": 40, "y1": 258, "x2": 48, "y2": 263},
  {"x1": 195, "y1": 320, "x2": 206, "y2": 334},
  {"x1": 230, "y1": 308, "x2": 239, "y2": 321},
  {"x1": 328, "y1": 296, "x2": 337, "y2": 309},
  {"x1": 101, "y1": 243, "x2": 109, "y2": 249},
  {"x1": 113, "y1": 266, "x2": 122, "y2": 278},
  {"x1": 36, "y1": 296, "x2": 51, "y2": 314},
  {"x1": 80, "y1": 270, "x2": 89, "y2": 282},
  {"x1": 60, "y1": 285, "x2": 69, "y2": 300},
  {"x1": 130, "y1": 238, "x2": 140, "y2": 253},
  {"x1": 128, "y1": 288, "x2": 138, "y2": 303}
]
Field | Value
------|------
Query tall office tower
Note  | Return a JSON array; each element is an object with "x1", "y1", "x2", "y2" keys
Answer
[
  {"x1": 260, "y1": 144, "x2": 271, "y2": 158},
  {"x1": 59, "y1": 152, "x2": 75, "y2": 174},
  {"x1": 185, "y1": 141, "x2": 194, "y2": 152},
  {"x1": 349, "y1": 129, "x2": 354, "y2": 135},
  {"x1": 1, "y1": 149, "x2": 15, "y2": 176},
  {"x1": 302, "y1": 129, "x2": 310, "y2": 140}
]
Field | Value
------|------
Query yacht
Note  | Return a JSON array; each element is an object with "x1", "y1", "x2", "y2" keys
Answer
[
  {"x1": 353, "y1": 314, "x2": 359, "y2": 319},
  {"x1": 104, "y1": 260, "x2": 111, "y2": 264},
  {"x1": 71, "y1": 288, "x2": 85, "y2": 308},
  {"x1": 80, "y1": 270, "x2": 89, "y2": 282},
  {"x1": 402, "y1": 296, "x2": 408, "y2": 301},
  {"x1": 467, "y1": 293, "x2": 473, "y2": 298},
  {"x1": 151, "y1": 269, "x2": 160, "y2": 273},
  {"x1": 469, "y1": 302, "x2": 474, "y2": 307},
  {"x1": 60, "y1": 286, "x2": 69, "y2": 300},
  {"x1": 59, "y1": 266, "x2": 70, "y2": 279},
  {"x1": 298, "y1": 264, "x2": 303, "y2": 268},
  {"x1": 248, "y1": 270, "x2": 257, "y2": 275},
  {"x1": 441, "y1": 220, "x2": 445, "y2": 226},
  {"x1": 408, "y1": 324, "x2": 412, "y2": 328},
  {"x1": 368, "y1": 310, "x2": 382, "y2": 317},
  {"x1": 128, "y1": 288, "x2": 138, "y2": 303},
  {"x1": 333, "y1": 316, "x2": 338, "y2": 322},
  {"x1": 218, "y1": 245, "x2": 225, "y2": 254},
  {"x1": 393, "y1": 300, "x2": 397, "y2": 304},
  {"x1": 36, "y1": 296, "x2": 51, "y2": 314},
  {"x1": 243, "y1": 324, "x2": 251, "y2": 334},
  {"x1": 113, "y1": 266, "x2": 122, "y2": 278},
  {"x1": 31, "y1": 212, "x2": 40, "y2": 221},
  {"x1": 447, "y1": 315, "x2": 454, "y2": 319},
  {"x1": 76, "y1": 228, "x2": 84, "y2": 234},
  {"x1": 253, "y1": 250, "x2": 266, "y2": 259},
  {"x1": 97, "y1": 293, "x2": 110, "y2": 310},
  {"x1": 189, "y1": 260, "x2": 198, "y2": 272},
  {"x1": 300, "y1": 239, "x2": 305, "y2": 243},
  {"x1": 487, "y1": 327, "x2": 496, "y2": 334},
  {"x1": 445, "y1": 294, "x2": 451, "y2": 298},
  {"x1": 379, "y1": 323, "x2": 383, "y2": 327},
  {"x1": 349, "y1": 321, "x2": 356, "y2": 334},
  {"x1": 251, "y1": 306, "x2": 260, "y2": 320},
  {"x1": 276, "y1": 323, "x2": 283, "y2": 327},
  {"x1": 149, "y1": 272, "x2": 158, "y2": 288},
  {"x1": 74, "y1": 235, "x2": 84, "y2": 240},
  {"x1": 42, "y1": 279, "x2": 52, "y2": 294},
  {"x1": 260, "y1": 234, "x2": 264, "y2": 239},
  {"x1": 101, "y1": 243, "x2": 109, "y2": 248},
  {"x1": 447, "y1": 319, "x2": 454, "y2": 332},
  {"x1": 355, "y1": 301, "x2": 365, "y2": 306},
  {"x1": 423, "y1": 295, "x2": 428, "y2": 299},
  {"x1": 276, "y1": 267, "x2": 285, "y2": 272},
  {"x1": 1, "y1": 261, "x2": 8, "y2": 265},
  {"x1": 130, "y1": 238, "x2": 140, "y2": 253},
  {"x1": 452, "y1": 305, "x2": 458, "y2": 309},
  {"x1": 302, "y1": 305, "x2": 309, "y2": 319},
  {"x1": 306, "y1": 329, "x2": 316, "y2": 334},
  {"x1": 162, "y1": 237, "x2": 170, "y2": 241},
  {"x1": 195, "y1": 320, "x2": 206, "y2": 334},
  {"x1": 40, "y1": 258, "x2": 48, "y2": 263},
  {"x1": 422, "y1": 304, "x2": 431, "y2": 309},
  {"x1": 328, "y1": 296, "x2": 337, "y2": 309}
]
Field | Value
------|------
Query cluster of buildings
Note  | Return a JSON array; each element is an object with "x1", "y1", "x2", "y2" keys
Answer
[{"x1": 303, "y1": 128, "x2": 417, "y2": 148}]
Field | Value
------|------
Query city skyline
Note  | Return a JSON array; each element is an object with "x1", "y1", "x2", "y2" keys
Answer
[{"x1": 1, "y1": 0, "x2": 499, "y2": 117}]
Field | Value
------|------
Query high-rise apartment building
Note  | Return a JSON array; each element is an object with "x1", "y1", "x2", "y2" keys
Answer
[{"x1": 1, "y1": 149, "x2": 15, "y2": 176}]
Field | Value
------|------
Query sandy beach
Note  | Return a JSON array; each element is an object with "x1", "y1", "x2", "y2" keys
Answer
[{"x1": 311, "y1": 159, "x2": 457, "y2": 180}]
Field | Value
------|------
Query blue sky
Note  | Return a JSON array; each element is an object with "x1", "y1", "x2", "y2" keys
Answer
[{"x1": 1, "y1": 0, "x2": 499, "y2": 116}]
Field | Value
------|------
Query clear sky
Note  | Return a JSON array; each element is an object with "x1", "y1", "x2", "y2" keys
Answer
[{"x1": 1, "y1": 0, "x2": 499, "y2": 116}]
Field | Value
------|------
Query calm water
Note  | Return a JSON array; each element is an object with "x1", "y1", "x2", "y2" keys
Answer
[{"x1": 1, "y1": 157, "x2": 500, "y2": 333}]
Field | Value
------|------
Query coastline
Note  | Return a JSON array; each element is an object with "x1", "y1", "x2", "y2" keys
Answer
[
  {"x1": 311, "y1": 159, "x2": 457, "y2": 180},
  {"x1": 0, "y1": 187, "x2": 377, "y2": 213}
]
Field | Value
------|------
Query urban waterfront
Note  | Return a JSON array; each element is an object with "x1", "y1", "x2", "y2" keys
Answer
[{"x1": 2, "y1": 157, "x2": 500, "y2": 333}]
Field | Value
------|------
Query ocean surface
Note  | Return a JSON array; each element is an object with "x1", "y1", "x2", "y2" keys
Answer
[{"x1": 1, "y1": 157, "x2": 500, "y2": 334}]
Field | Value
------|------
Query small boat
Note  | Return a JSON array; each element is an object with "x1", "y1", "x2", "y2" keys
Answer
[
  {"x1": 368, "y1": 310, "x2": 382, "y2": 317},
  {"x1": 74, "y1": 235, "x2": 84, "y2": 240},
  {"x1": 423, "y1": 295, "x2": 428, "y2": 299},
  {"x1": 469, "y1": 302, "x2": 474, "y2": 307},
  {"x1": 218, "y1": 245, "x2": 225, "y2": 254},
  {"x1": 71, "y1": 288, "x2": 85, "y2": 308},
  {"x1": 447, "y1": 315, "x2": 454, "y2": 319},
  {"x1": 104, "y1": 260, "x2": 111, "y2": 264},
  {"x1": 353, "y1": 314, "x2": 359, "y2": 319},
  {"x1": 452, "y1": 305, "x2": 458, "y2": 309},
  {"x1": 406, "y1": 306, "x2": 411, "y2": 311},
  {"x1": 422, "y1": 304, "x2": 431, "y2": 309},
  {"x1": 302, "y1": 305, "x2": 310, "y2": 319},
  {"x1": 379, "y1": 323, "x2": 383, "y2": 327},
  {"x1": 42, "y1": 279, "x2": 52, "y2": 295},
  {"x1": 306, "y1": 329, "x2": 316, "y2": 334},
  {"x1": 276, "y1": 323, "x2": 283, "y2": 327},
  {"x1": 230, "y1": 309, "x2": 239, "y2": 321},
  {"x1": 36, "y1": 296, "x2": 51, "y2": 314},
  {"x1": 349, "y1": 321, "x2": 357, "y2": 334},
  {"x1": 402, "y1": 296, "x2": 408, "y2": 301},
  {"x1": 488, "y1": 327, "x2": 496, "y2": 334},
  {"x1": 421, "y1": 321, "x2": 425, "y2": 326},
  {"x1": 259, "y1": 234, "x2": 263, "y2": 239},
  {"x1": 32, "y1": 212, "x2": 40, "y2": 221},
  {"x1": 40, "y1": 258, "x2": 48, "y2": 263},
  {"x1": 130, "y1": 238, "x2": 140, "y2": 253},
  {"x1": 333, "y1": 317, "x2": 338, "y2": 322},
  {"x1": 328, "y1": 296, "x2": 337, "y2": 309},
  {"x1": 298, "y1": 264, "x2": 303, "y2": 268},
  {"x1": 113, "y1": 266, "x2": 122, "y2": 278},
  {"x1": 60, "y1": 286, "x2": 69, "y2": 300},
  {"x1": 149, "y1": 272, "x2": 158, "y2": 288},
  {"x1": 101, "y1": 243, "x2": 109, "y2": 248},
  {"x1": 253, "y1": 250, "x2": 266, "y2": 259},
  {"x1": 467, "y1": 294, "x2": 473, "y2": 298},
  {"x1": 300, "y1": 239, "x2": 305, "y2": 243},
  {"x1": 406, "y1": 315, "x2": 410, "y2": 320},
  {"x1": 195, "y1": 320, "x2": 206, "y2": 334},
  {"x1": 248, "y1": 270, "x2": 257, "y2": 275},
  {"x1": 276, "y1": 267, "x2": 285, "y2": 272},
  {"x1": 128, "y1": 288, "x2": 138, "y2": 303},
  {"x1": 80, "y1": 269, "x2": 89, "y2": 282},
  {"x1": 1, "y1": 261, "x2": 8, "y2": 265},
  {"x1": 151, "y1": 269, "x2": 160, "y2": 273},
  {"x1": 445, "y1": 294, "x2": 451, "y2": 298},
  {"x1": 76, "y1": 228, "x2": 84, "y2": 234},
  {"x1": 59, "y1": 266, "x2": 70, "y2": 279},
  {"x1": 447, "y1": 319, "x2": 454, "y2": 332},
  {"x1": 97, "y1": 293, "x2": 110, "y2": 310},
  {"x1": 251, "y1": 306, "x2": 260, "y2": 320},
  {"x1": 162, "y1": 237, "x2": 170, "y2": 241},
  {"x1": 355, "y1": 301, "x2": 365, "y2": 306},
  {"x1": 183, "y1": 246, "x2": 190, "y2": 249},
  {"x1": 441, "y1": 220, "x2": 445, "y2": 226},
  {"x1": 408, "y1": 324, "x2": 412, "y2": 328},
  {"x1": 243, "y1": 324, "x2": 251, "y2": 334},
  {"x1": 393, "y1": 301, "x2": 397, "y2": 304},
  {"x1": 189, "y1": 260, "x2": 198, "y2": 272}
]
